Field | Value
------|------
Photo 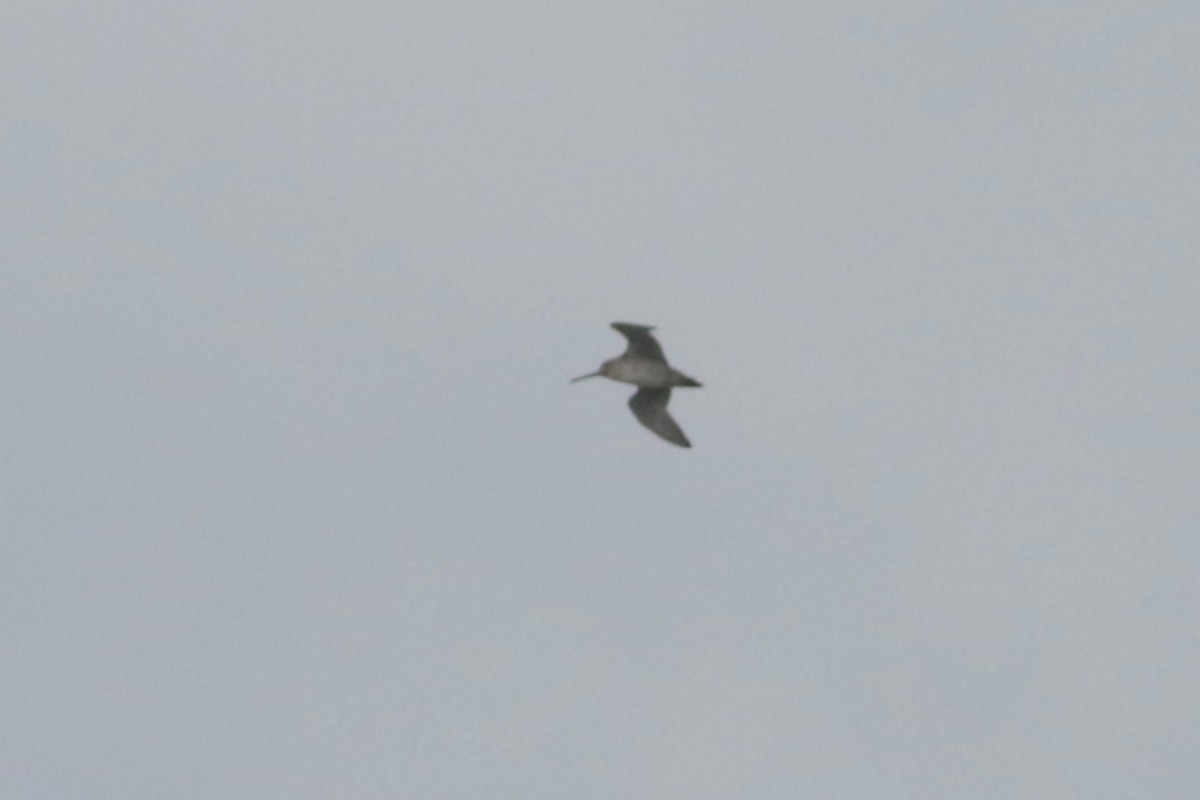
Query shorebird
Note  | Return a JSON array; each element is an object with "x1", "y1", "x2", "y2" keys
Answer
[{"x1": 571, "y1": 322, "x2": 702, "y2": 448}]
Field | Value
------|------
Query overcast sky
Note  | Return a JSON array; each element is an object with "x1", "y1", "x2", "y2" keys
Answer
[{"x1": 3, "y1": 2, "x2": 1199, "y2": 798}]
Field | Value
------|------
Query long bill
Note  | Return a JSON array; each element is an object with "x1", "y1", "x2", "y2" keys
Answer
[{"x1": 570, "y1": 371, "x2": 601, "y2": 383}]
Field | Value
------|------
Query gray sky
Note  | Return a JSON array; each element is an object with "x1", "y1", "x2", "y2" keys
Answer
[{"x1": 4, "y1": 2, "x2": 1199, "y2": 797}]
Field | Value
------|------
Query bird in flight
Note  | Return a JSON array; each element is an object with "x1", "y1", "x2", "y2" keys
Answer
[{"x1": 571, "y1": 322, "x2": 702, "y2": 447}]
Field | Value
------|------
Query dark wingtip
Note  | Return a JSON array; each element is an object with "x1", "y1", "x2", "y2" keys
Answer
[{"x1": 670, "y1": 430, "x2": 692, "y2": 448}]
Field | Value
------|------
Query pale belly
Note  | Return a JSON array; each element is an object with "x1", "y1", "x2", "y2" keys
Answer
[{"x1": 606, "y1": 358, "x2": 673, "y2": 387}]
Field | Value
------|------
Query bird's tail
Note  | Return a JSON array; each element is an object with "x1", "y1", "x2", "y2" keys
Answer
[{"x1": 670, "y1": 370, "x2": 702, "y2": 388}]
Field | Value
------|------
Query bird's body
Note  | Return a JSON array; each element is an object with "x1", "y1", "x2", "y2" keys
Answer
[
  {"x1": 572, "y1": 323, "x2": 702, "y2": 447},
  {"x1": 594, "y1": 356, "x2": 675, "y2": 388}
]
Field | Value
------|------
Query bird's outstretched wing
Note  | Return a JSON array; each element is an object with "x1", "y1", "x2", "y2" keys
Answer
[
  {"x1": 628, "y1": 387, "x2": 691, "y2": 447},
  {"x1": 611, "y1": 322, "x2": 666, "y2": 363}
]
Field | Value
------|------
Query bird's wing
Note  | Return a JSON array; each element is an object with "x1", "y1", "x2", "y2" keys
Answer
[
  {"x1": 610, "y1": 322, "x2": 666, "y2": 362},
  {"x1": 628, "y1": 387, "x2": 691, "y2": 447}
]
